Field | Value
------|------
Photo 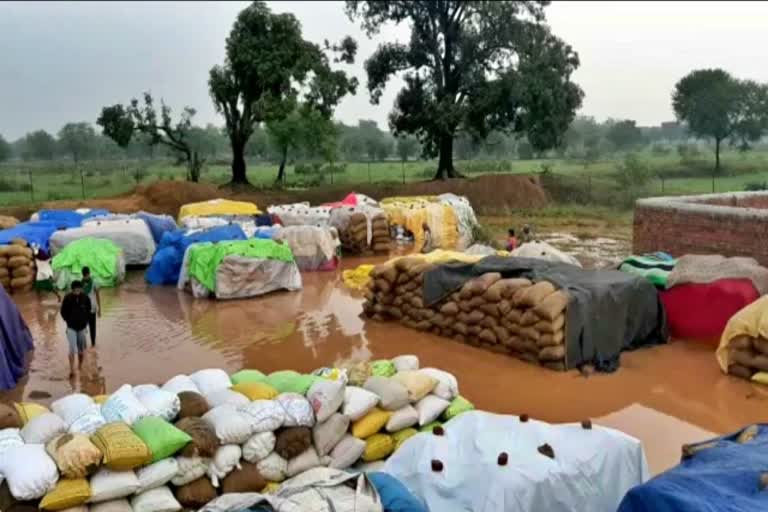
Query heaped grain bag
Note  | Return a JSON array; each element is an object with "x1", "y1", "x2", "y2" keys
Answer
[
  {"x1": 0, "y1": 443, "x2": 59, "y2": 500},
  {"x1": 101, "y1": 385, "x2": 150, "y2": 426}
]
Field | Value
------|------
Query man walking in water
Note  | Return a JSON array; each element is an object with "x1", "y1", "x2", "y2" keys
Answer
[
  {"x1": 60, "y1": 280, "x2": 90, "y2": 377},
  {"x1": 81, "y1": 266, "x2": 101, "y2": 347}
]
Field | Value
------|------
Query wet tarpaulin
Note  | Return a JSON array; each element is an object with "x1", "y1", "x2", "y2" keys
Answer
[
  {"x1": 423, "y1": 256, "x2": 667, "y2": 371},
  {"x1": 0, "y1": 286, "x2": 33, "y2": 390},
  {"x1": 618, "y1": 424, "x2": 768, "y2": 511}
]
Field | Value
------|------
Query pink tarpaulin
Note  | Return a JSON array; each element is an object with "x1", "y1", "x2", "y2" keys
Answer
[{"x1": 323, "y1": 193, "x2": 359, "y2": 209}]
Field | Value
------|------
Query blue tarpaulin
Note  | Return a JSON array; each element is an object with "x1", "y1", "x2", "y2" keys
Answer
[
  {"x1": 145, "y1": 224, "x2": 246, "y2": 285},
  {"x1": 37, "y1": 208, "x2": 110, "y2": 228},
  {"x1": 0, "y1": 221, "x2": 61, "y2": 251},
  {"x1": 136, "y1": 212, "x2": 177, "y2": 244},
  {"x1": 0, "y1": 286, "x2": 34, "y2": 390},
  {"x1": 618, "y1": 424, "x2": 768, "y2": 511}
]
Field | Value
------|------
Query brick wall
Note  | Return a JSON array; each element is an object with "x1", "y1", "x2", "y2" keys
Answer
[{"x1": 633, "y1": 192, "x2": 768, "y2": 265}]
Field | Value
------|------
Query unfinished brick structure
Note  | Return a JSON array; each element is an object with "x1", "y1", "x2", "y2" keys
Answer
[{"x1": 634, "y1": 192, "x2": 768, "y2": 265}]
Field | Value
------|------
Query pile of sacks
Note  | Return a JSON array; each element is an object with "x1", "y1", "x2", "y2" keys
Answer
[
  {"x1": 362, "y1": 257, "x2": 570, "y2": 371},
  {"x1": 0, "y1": 239, "x2": 35, "y2": 293},
  {"x1": 334, "y1": 211, "x2": 391, "y2": 255},
  {"x1": 0, "y1": 356, "x2": 473, "y2": 511}
]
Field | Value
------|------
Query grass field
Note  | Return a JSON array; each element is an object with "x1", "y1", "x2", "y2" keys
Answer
[{"x1": 2, "y1": 147, "x2": 768, "y2": 207}]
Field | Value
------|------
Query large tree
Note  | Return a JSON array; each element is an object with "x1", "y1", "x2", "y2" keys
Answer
[
  {"x1": 266, "y1": 106, "x2": 336, "y2": 183},
  {"x1": 97, "y1": 93, "x2": 204, "y2": 181},
  {"x1": 23, "y1": 130, "x2": 57, "y2": 160},
  {"x1": 209, "y1": 1, "x2": 357, "y2": 185},
  {"x1": 396, "y1": 134, "x2": 419, "y2": 162},
  {"x1": 346, "y1": 1, "x2": 583, "y2": 179},
  {"x1": 0, "y1": 134, "x2": 11, "y2": 162},
  {"x1": 673, "y1": 69, "x2": 768, "y2": 172},
  {"x1": 606, "y1": 119, "x2": 643, "y2": 151},
  {"x1": 58, "y1": 122, "x2": 97, "y2": 163}
]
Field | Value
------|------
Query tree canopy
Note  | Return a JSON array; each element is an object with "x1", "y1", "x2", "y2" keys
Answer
[
  {"x1": 58, "y1": 122, "x2": 97, "y2": 163},
  {"x1": 209, "y1": 1, "x2": 357, "y2": 185},
  {"x1": 97, "y1": 93, "x2": 204, "y2": 181},
  {"x1": 346, "y1": 0, "x2": 583, "y2": 179},
  {"x1": 673, "y1": 68, "x2": 768, "y2": 171},
  {"x1": 0, "y1": 134, "x2": 11, "y2": 162},
  {"x1": 396, "y1": 134, "x2": 419, "y2": 162},
  {"x1": 606, "y1": 119, "x2": 644, "y2": 151},
  {"x1": 23, "y1": 130, "x2": 57, "y2": 161}
]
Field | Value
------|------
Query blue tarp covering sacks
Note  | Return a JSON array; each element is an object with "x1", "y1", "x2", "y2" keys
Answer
[
  {"x1": 145, "y1": 224, "x2": 247, "y2": 285},
  {"x1": 37, "y1": 208, "x2": 110, "y2": 228},
  {"x1": 0, "y1": 286, "x2": 34, "y2": 390},
  {"x1": 618, "y1": 424, "x2": 768, "y2": 511},
  {"x1": 368, "y1": 472, "x2": 428, "y2": 512},
  {"x1": 0, "y1": 221, "x2": 61, "y2": 251},
  {"x1": 135, "y1": 211, "x2": 177, "y2": 244}
]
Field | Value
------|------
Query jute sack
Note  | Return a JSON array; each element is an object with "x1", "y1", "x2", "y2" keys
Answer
[{"x1": 533, "y1": 290, "x2": 569, "y2": 321}]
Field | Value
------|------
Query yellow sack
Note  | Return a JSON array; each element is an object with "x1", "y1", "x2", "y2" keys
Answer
[
  {"x1": 14, "y1": 402, "x2": 49, "y2": 425},
  {"x1": 392, "y1": 371, "x2": 438, "y2": 402},
  {"x1": 93, "y1": 394, "x2": 110, "y2": 405},
  {"x1": 91, "y1": 422, "x2": 152, "y2": 470},
  {"x1": 363, "y1": 433, "x2": 395, "y2": 462},
  {"x1": 46, "y1": 434, "x2": 103, "y2": 479},
  {"x1": 752, "y1": 372, "x2": 768, "y2": 385},
  {"x1": 178, "y1": 199, "x2": 260, "y2": 222},
  {"x1": 262, "y1": 482, "x2": 281, "y2": 494},
  {"x1": 352, "y1": 408, "x2": 391, "y2": 439},
  {"x1": 717, "y1": 296, "x2": 768, "y2": 373},
  {"x1": 392, "y1": 427, "x2": 418, "y2": 451},
  {"x1": 343, "y1": 265, "x2": 375, "y2": 291},
  {"x1": 230, "y1": 382, "x2": 279, "y2": 401},
  {"x1": 39, "y1": 479, "x2": 91, "y2": 511}
]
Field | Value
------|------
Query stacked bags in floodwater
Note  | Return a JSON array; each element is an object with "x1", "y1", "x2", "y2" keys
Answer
[
  {"x1": 0, "y1": 356, "x2": 472, "y2": 511},
  {"x1": 362, "y1": 257, "x2": 570, "y2": 370},
  {"x1": 0, "y1": 239, "x2": 35, "y2": 293},
  {"x1": 329, "y1": 208, "x2": 391, "y2": 255}
]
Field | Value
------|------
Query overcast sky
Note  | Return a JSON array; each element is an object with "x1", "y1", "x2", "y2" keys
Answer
[{"x1": 2, "y1": 1, "x2": 768, "y2": 140}]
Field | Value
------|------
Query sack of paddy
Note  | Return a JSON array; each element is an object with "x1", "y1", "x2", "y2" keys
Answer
[
  {"x1": 443, "y1": 396, "x2": 475, "y2": 421},
  {"x1": 229, "y1": 369, "x2": 267, "y2": 386},
  {"x1": 52, "y1": 394, "x2": 99, "y2": 428},
  {"x1": 136, "y1": 389, "x2": 180, "y2": 423},
  {"x1": 415, "y1": 395, "x2": 450, "y2": 426},
  {"x1": 328, "y1": 434, "x2": 365, "y2": 470},
  {"x1": 206, "y1": 445, "x2": 242, "y2": 487},
  {"x1": 391, "y1": 371, "x2": 437, "y2": 402},
  {"x1": 265, "y1": 370, "x2": 316, "y2": 395},
  {"x1": 130, "y1": 486, "x2": 181, "y2": 512},
  {"x1": 363, "y1": 433, "x2": 395, "y2": 462},
  {"x1": 90, "y1": 499, "x2": 133, "y2": 512},
  {"x1": 204, "y1": 388, "x2": 249, "y2": 409},
  {"x1": 101, "y1": 385, "x2": 150, "y2": 426},
  {"x1": 0, "y1": 443, "x2": 59, "y2": 500},
  {"x1": 352, "y1": 407, "x2": 391, "y2": 439},
  {"x1": 135, "y1": 458, "x2": 179, "y2": 494},
  {"x1": 69, "y1": 410, "x2": 107, "y2": 436},
  {"x1": 238, "y1": 400, "x2": 285, "y2": 434},
  {"x1": 11, "y1": 265, "x2": 32, "y2": 279},
  {"x1": 459, "y1": 273, "x2": 502, "y2": 299},
  {"x1": 189, "y1": 369, "x2": 231, "y2": 397},
  {"x1": 7, "y1": 255, "x2": 30, "y2": 269},
  {"x1": 221, "y1": 462, "x2": 266, "y2": 494},
  {"x1": 132, "y1": 416, "x2": 192, "y2": 462},
  {"x1": 535, "y1": 314, "x2": 565, "y2": 335},
  {"x1": 256, "y1": 452, "x2": 288, "y2": 482},
  {"x1": 230, "y1": 382, "x2": 279, "y2": 401},
  {"x1": 392, "y1": 354, "x2": 420, "y2": 372},
  {"x1": 342, "y1": 386, "x2": 380, "y2": 421},
  {"x1": 306, "y1": 379, "x2": 345, "y2": 423},
  {"x1": 174, "y1": 417, "x2": 218, "y2": 458},
  {"x1": 88, "y1": 469, "x2": 140, "y2": 503},
  {"x1": 161, "y1": 375, "x2": 199, "y2": 395},
  {"x1": 46, "y1": 433, "x2": 103, "y2": 479},
  {"x1": 539, "y1": 345, "x2": 566, "y2": 362},
  {"x1": 517, "y1": 281, "x2": 556, "y2": 307},
  {"x1": 363, "y1": 376, "x2": 409, "y2": 411},
  {"x1": 312, "y1": 413, "x2": 349, "y2": 457},
  {"x1": 20, "y1": 412, "x2": 67, "y2": 444},
  {"x1": 418, "y1": 368, "x2": 458, "y2": 401},
  {"x1": 276, "y1": 393, "x2": 315, "y2": 428},
  {"x1": 39, "y1": 478, "x2": 91, "y2": 511},
  {"x1": 286, "y1": 446, "x2": 322, "y2": 478},
  {"x1": 203, "y1": 404, "x2": 253, "y2": 444},
  {"x1": 170, "y1": 456, "x2": 210, "y2": 486},
  {"x1": 370, "y1": 359, "x2": 397, "y2": 378},
  {"x1": 386, "y1": 405, "x2": 419, "y2": 432},
  {"x1": 176, "y1": 391, "x2": 209, "y2": 419},
  {"x1": 173, "y1": 477, "x2": 217, "y2": 510},
  {"x1": 90, "y1": 422, "x2": 151, "y2": 471},
  {"x1": 0, "y1": 403, "x2": 22, "y2": 429},
  {"x1": 0, "y1": 428, "x2": 25, "y2": 464},
  {"x1": 533, "y1": 290, "x2": 569, "y2": 321},
  {"x1": 242, "y1": 431, "x2": 276, "y2": 463},
  {"x1": 274, "y1": 426, "x2": 312, "y2": 460}
]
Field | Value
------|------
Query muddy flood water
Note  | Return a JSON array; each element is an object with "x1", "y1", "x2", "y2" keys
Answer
[{"x1": 5, "y1": 257, "x2": 768, "y2": 474}]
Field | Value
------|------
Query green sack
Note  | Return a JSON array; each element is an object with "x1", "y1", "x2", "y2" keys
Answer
[
  {"x1": 370, "y1": 360, "x2": 396, "y2": 378},
  {"x1": 266, "y1": 370, "x2": 318, "y2": 395},
  {"x1": 443, "y1": 396, "x2": 475, "y2": 421},
  {"x1": 231, "y1": 369, "x2": 267, "y2": 385},
  {"x1": 132, "y1": 416, "x2": 192, "y2": 462},
  {"x1": 392, "y1": 427, "x2": 418, "y2": 451},
  {"x1": 420, "y1": 421, "x2": 443, "y2": 434}
]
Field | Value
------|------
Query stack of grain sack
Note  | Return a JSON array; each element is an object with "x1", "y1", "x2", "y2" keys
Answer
[
  {"x1": 0, "y1": 240, "x2": 35, "y2": 293},
  {"x1": 362, "y1": 257, "x2": 570, "y2": 371},
  {"x1": 0, "y1": 356, "x2": 473, "y2": 511},
  {"x1": 331, "y1": 209, "x2": 391, "y2": 255}
]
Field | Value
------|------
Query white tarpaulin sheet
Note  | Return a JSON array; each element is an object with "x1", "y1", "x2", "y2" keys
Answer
[
  {"x1": 189, "y1": 255, "x2": 302, "y2": 300},
  {"x1": 438, "y1": 193, "x2": 478, "y2": 250},
  {"x1": 512, "y1": 240, "x2": 583, "y2": 268},
  {"x1": 383, "y1": 411, "x2": 649, "y2": 512},
  {"x1": 268, "y1": 203, "x2": 332, "y2": 228},
  {"x1": 180, "y1": 215, "x2": 265, "y2": 237},
  {"x1": 272, "y1": 225, "x2": 339, "y2": 270},
  {"x1": 49, "y1": 218, "x2": 156, "y2": 265}
]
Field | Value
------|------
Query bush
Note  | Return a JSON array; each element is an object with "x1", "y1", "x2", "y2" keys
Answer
[
  {"x1": 745, "y1": 181, "x2": 768, "y2": 191},
  {"x1": 517, "y1": 141, "x2": 534, "y2": 160},
  {"x1": 0, "y1": 179, "x2": 31, "y2": 193},
  {"x1": 615, "y1": 153, "x2": 651, "y2": 188},
  {"x1": 651, "y1": 144, "x2": 672, "y2": 156}
]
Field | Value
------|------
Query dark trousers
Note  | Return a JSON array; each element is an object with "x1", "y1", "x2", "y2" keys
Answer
[{"x1": 88, "y1": 313, "x2": 97, "y2": 347}]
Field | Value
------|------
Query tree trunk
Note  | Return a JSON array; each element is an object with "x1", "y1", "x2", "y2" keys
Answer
[
  {"x1": 230, "y1": 139, "x2": 248, "y2": 184},
  {"x1": 433, "y1": 134, "x2": 460, "y2": 180},
  {"x1": 275, "y1": 146, "x2": 288, "y2": 185},
  {"x1": 715, "y1": 137, "x2": 721, "y2": 173},
  {"x1": 188, "y1": 152, "x2": 202, "y2": 183}
]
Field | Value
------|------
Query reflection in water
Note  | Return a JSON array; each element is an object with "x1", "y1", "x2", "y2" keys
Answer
[{"x1": 3, "y1": 257, "x2": 768, "y2": 475}]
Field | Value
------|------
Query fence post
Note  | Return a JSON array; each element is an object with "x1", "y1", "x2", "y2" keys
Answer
[
  {"x1": 402, "y1": 160, "x2": 406, "y2": 184},
  {"x1": 712, "y1": 172, "x2": 715, "y2": 193},
  {"x1": 587, "y1": 175, "x2": 592, "y2": 201},
  {"x1": 79, "y1": 166, "x2": 85, "y2": 199},
  {"x1": 368, "y1": 161, "x2": 371, "y2": 183},
  {"x1": 660, "y1": 175, "x2": 665, "y2": 194},
  {"x1": 28, "y1": 170, "x2": 34, "y2": 202}
]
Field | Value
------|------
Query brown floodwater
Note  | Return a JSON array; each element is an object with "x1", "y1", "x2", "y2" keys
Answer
[{"x1": 4, "y1": 257, "x2": 767, "y2": 474}]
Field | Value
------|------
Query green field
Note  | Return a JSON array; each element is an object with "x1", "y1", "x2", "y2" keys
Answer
[{"x1": 2, "y1": 147, "x2": 768, "y2": 207}]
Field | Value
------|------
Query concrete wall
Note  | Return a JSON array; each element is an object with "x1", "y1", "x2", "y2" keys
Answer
[{"x1": 633, "y1": 192, "x2": 768, "y2": 265}]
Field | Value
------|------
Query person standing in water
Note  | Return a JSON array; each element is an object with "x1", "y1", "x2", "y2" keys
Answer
[
  {"x1": 60, "y1": 280, "x2": 90, "y2": 377},
  {"x1": 81, "y1": 266, "x2": 101, "y2": 347}
]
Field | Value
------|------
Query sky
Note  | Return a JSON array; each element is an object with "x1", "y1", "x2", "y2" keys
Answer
[{"x1": 2, "y1": 1, "x2": 768, "y2": 140}]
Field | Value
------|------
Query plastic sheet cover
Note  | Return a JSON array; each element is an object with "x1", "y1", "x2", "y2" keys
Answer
[
  {"x1": 0, "y1": 286, "x2": 34, "y2": 390},
  {"x1": 49, "y1": 218, "x2": 157, "y2": 265},
  {"x1": 177, "y1": 199, "x2": 260, "y2": 221},
  {"x1": 0, "y1": 221, "x2": 61, "y2": 251},
  {"x1": 384, "y1": 411, "x2": 649, "y2": 512},
  {"x1": 51, "y1": 237, "x2": 126, "y2": 289}
]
